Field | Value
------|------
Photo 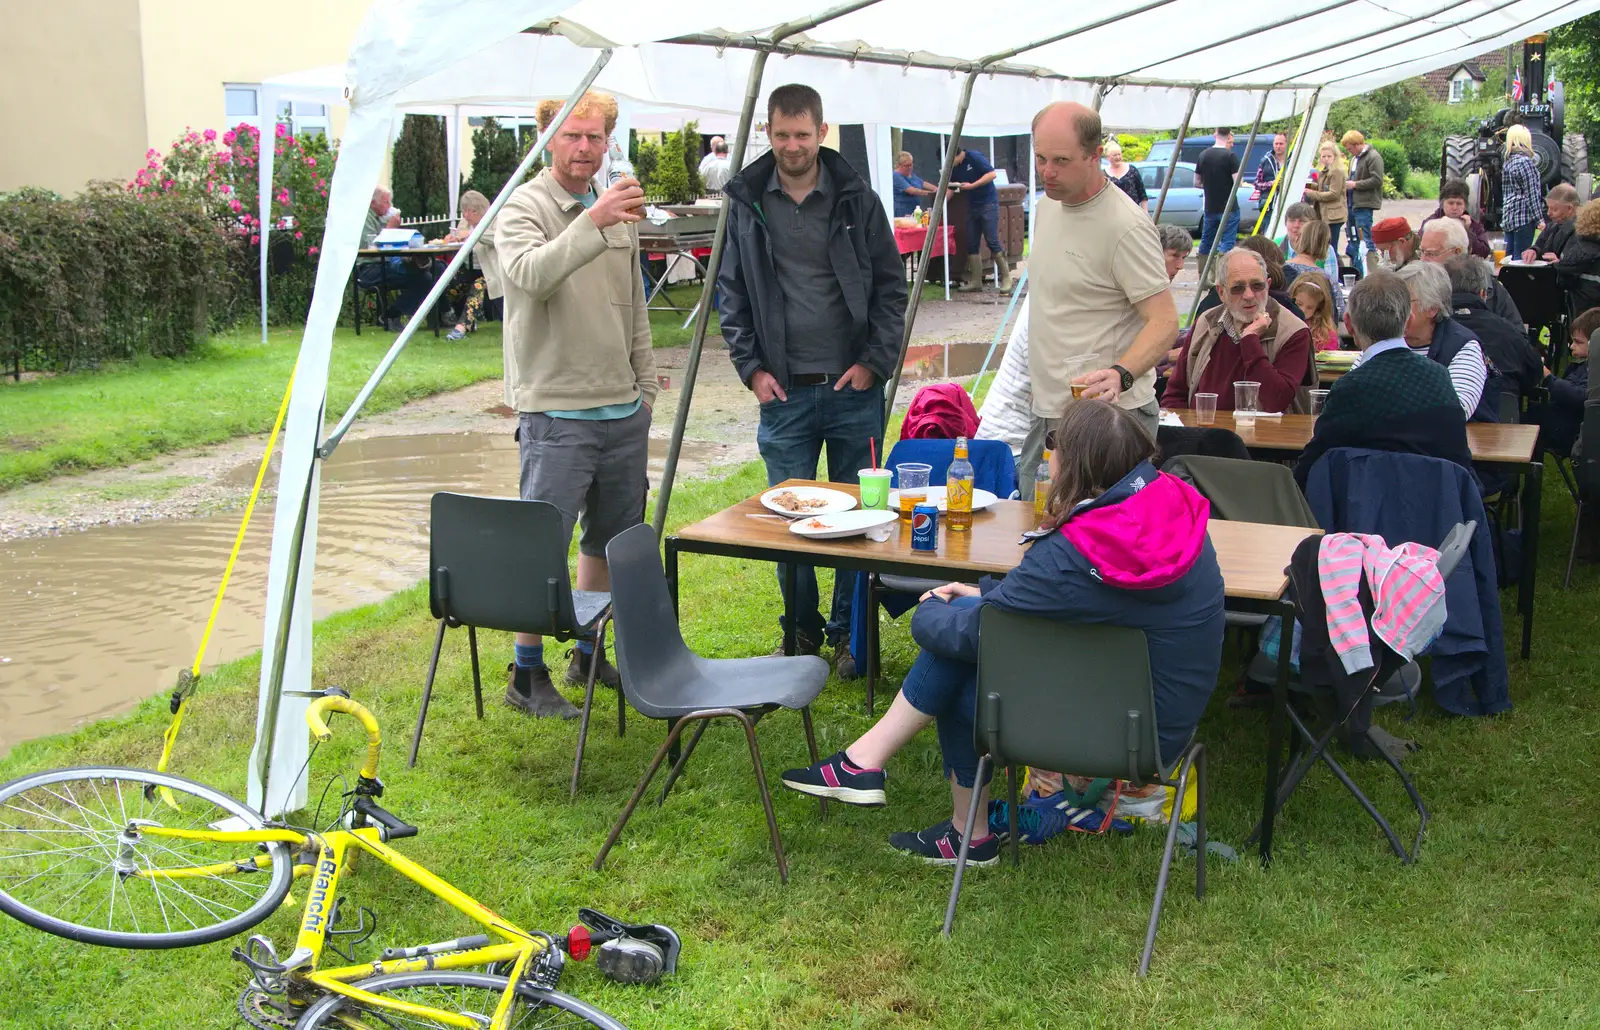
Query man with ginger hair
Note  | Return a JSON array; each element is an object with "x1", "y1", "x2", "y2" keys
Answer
[
  {"x1": 493, "y1": 90, "x2": 658, "y2": 717},
  {"x1": 1017, "y1": 100, "x2": 1178, "y2": 496}
]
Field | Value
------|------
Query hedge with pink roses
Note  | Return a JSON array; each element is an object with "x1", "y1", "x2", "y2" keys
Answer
[{"x1": 128, "y1": 122, "x2": 337, "y2": 327}]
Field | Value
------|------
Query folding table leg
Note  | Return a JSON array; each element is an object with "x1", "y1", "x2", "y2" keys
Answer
[
  {"x1": 1519, "y1": 460, "x2": 1542, "y2": 659},
  {"x1": 1257, "y1": 599, "x2": 1294, "y2": 864}
]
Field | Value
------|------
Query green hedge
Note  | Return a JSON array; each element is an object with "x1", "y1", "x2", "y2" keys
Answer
[
  {"x1": 1368, "y1": 138, "x2": 1411, "y2": 185},
  {"x1": 0, "y1": 185, "x2": 231, "y2": 374}
]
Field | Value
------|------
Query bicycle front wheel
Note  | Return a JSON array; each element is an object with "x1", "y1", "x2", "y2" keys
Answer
[
  {"x1": 292, "y1": 971, "x2": 629, "y2": 1029},
  {"x1": 0, "y1": 766, "x2": 294, "y2": 949}
]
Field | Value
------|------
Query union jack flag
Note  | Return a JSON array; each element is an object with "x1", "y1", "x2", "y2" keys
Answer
[{"x1": 1512, "y1": 70, "x2": 1524, "y2": 101}]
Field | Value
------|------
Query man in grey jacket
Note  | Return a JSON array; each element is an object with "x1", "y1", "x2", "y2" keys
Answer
[
  {"x1": 719, "y1": 83, "x2": 907, "y2": 676},
  {"x1": 1342, "y1": 130, "x2": 1385, "y2": 271}
]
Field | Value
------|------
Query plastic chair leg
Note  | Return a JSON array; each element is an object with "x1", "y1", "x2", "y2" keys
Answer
[
  {"x1": 943, "y1": 754, "x2": 993, "y2": 937},
  {"x1": 570, "y1": 615, "x2": 611, "y2": 797},
  {"x1": 1140, "y1": 746, "x2": 1198, "y2": 977},
  {"x1": 408, "y1": 618, "x2": 449, "y2": 768}
]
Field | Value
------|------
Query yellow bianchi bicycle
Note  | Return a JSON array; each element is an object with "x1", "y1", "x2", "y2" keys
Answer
[{"x1": 0, "y1": 691, "x2": 679, "y2": 1029}]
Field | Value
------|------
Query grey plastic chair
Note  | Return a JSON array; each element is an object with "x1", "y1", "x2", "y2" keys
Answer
[
  {"x1": 1245, "y1": 521, "x2": 1475, "y2": 864},
  {"x1": 591, "y1": 524, "x2": 831, "y2": 884},
  {"x1": 413, "y1": 494, "x2": 614, "y2": 781},
  {"x1": 943, "y1": 610, "x2": 1205, "y2": 977}
]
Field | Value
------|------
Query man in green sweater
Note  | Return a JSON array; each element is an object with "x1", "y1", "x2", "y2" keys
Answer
[
  {"x1": 1294, "y1": 269, "x2": 1472, "y2": 489},
  {"x1": 494, "y1": 91, "x2": 659, "y2": 718}
]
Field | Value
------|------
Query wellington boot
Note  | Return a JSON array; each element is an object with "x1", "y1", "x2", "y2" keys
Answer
[
  {"x1": 995, "y1": 252, "x2": 1014, "y2": 292},
  {"x1": 956, "y1": 254, "x2": 984, "y2": 292}
]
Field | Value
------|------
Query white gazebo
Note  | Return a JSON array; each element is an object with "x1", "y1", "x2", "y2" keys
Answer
[{"x1": 250, "y1": 0, "x2": 1600, "y2": 815}]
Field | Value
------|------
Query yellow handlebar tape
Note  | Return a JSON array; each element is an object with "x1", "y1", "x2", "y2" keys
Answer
[{"x1": 305, "y1": 695, "x2": 383, "y2": 781}]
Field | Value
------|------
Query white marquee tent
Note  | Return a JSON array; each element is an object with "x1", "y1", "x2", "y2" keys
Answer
[{"x1": 250, "y1": 0, "x2": 1600, "y2": 815}]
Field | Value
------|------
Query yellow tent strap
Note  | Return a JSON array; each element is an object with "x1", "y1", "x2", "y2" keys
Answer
[
  {"x1": 156, "y1": 362, "x2": 298, "y2": 778},
  {"x1": 1251, "y1": 101, "x2": 1315, "y2": 238}
]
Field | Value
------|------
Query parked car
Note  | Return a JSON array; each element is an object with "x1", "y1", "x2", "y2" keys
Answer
[
  {"x1": 1144, "y1": 135, "x2": 1276, "y2": 181},
  {"x1": 1129, "y1": 161, "x2": 1263, "y2": 234}
]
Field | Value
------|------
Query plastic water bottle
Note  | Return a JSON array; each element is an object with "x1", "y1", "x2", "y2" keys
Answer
[
  {"x1": 946, "y1": 436, "x2": 974, "y2": 532},
  {"x1": 1033, "y1": 450, "x2": 1053, "y2": 523}
]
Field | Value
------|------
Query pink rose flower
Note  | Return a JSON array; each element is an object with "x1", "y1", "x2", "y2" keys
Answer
[
  {"x1": 229, "y1": 198, "x2": 242, "y2": 213},
  {"x1": 294, "y1": 231, "x2": 303, "y2": 239},
  {"x1": 162, "y1": 179, "x2": 174, "y2": 190},
  {"x1": 146, "y1": 148, "x2": 158, "y2": 160},
  {"x1": 306, "y1": 157, "x2": 316, "y2": 167},
  {"x1": 275, "y1": 123, "x2": 286, "y2": 138},
  {"x1": 307, "y1": 245, "x2": 319, "y2": 255},
  {"x1": 251, "y1": 234, "x2": 260, "y2": 245},
  {"x1": 204, "y1": 128, "x2": 217, "y2": 142},
  {"x1": 223, "y1": 130, "x2": 236, "y2": 146}
]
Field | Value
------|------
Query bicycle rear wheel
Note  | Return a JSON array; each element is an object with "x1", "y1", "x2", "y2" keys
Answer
[
  {"x1": 292, "y1": 971, "x2": 628, "y2": 1029},
  {"x1": 0, "y1": 766, "x2": 294, "y2": 949}
]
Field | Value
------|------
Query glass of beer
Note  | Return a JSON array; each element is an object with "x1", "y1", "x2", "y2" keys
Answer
[
  {"x1": 1493, "y1": 246, "x2": 1507, "y2": 266},
  {"x1": 1071, "y1": 382, "x2": 1089, "y2": 399},
  {"x1": 895, "y1": 463, "x2": 932, "y2": 521}
]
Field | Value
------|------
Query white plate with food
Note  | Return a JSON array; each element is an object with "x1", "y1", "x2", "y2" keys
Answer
[
  {"x1": 788, "y1": 509, "x2": 899, "y2": 540},
  {"x1": 887, "y1": 486, "x2": 1000, "y2": 512},
  {"x1": 760, "y1": 486, "x2": 858, "y2": 517}
]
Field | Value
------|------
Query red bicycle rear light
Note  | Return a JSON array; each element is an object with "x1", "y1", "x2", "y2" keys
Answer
[{"x1": 566, "y1": 924, "x2": 591, "y2": 960}]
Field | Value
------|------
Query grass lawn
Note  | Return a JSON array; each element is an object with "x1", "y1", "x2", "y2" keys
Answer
[
  {"x1": 0, "y1": 325, "x2": 505, "y2": 492},
  {"x1": 648, "y1": 287, "x2": 721, "y2": 349},
  {"x1": 2, "y1": 463, "x2": 1598, "y2": 1028}
]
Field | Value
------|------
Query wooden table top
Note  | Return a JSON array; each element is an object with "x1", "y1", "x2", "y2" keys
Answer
[
  {"x1": 673, "y1": 480, "x2": 1319, "y2": 602},
  {"x1": 1162, "y1": 409, "x2": 1538, "y2": 465}
]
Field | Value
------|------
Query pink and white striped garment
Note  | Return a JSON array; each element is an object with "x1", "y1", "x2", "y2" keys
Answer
[{"x1": 1317, "y1": 533, "x2": 1448, "y2": 674}]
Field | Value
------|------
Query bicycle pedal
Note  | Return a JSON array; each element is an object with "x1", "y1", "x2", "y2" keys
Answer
[{"x1": 595, "y1": 937, "x2": 666, "y2": 985}]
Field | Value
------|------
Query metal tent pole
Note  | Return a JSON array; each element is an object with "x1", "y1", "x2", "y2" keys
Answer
[
  {"x1": 1262, "y1": 89, "x2": 1320, "y2": 241},
  {"x1": 883, "y1": 1, "x2": 1191, "y2": 423},
  {"x1": 318, "y1": 50, "x2": 614, "y2": 458},
  {"x1": 883, "y1": 72, "x2": 977, "y2": 425},
  {"x1": 652, "y1": 0, "x2": 888, "y2": 538},
  {"x1": 1151, "y1": 88, "x2": 1200, "y2": 223},
  {"x1": 1187, "y1": 88, "x2": 1272, "y2": 328}
]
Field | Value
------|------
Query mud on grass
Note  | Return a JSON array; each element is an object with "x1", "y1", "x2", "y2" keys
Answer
[{"x1": 2, "y1": 464, "x2": 1599, "y2": 1028}]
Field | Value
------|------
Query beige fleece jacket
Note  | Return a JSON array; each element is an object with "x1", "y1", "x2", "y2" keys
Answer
[{"x1": 494, "y1": 169, "x2": 657, "y2": 413}]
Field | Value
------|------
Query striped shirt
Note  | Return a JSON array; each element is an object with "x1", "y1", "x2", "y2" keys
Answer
[{"x1": 1318, "y1": 533, "x2": 1448, "y2": 673}]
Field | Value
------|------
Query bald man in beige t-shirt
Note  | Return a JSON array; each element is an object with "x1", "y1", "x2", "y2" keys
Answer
[{"x1": 1018, "y1": 101, "x2": 1179, "y2": 497}]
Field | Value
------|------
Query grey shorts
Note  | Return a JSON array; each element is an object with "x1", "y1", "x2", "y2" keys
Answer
[{"x1": 516, "y1": 406, "x2": 651, "y2": 558}]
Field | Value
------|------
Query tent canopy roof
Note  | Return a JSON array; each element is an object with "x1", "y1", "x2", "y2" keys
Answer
[{"x1": 330, "y1": 0, "x2": 1600, "y2": 131}]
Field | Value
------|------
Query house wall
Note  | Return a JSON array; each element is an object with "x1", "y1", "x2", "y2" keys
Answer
[
  {"x1": 136, "y1": 0, "x2": 369, "y2": 152},
  {"x1": 0, "y1": 0, "x2": 149, "y2": 193}
]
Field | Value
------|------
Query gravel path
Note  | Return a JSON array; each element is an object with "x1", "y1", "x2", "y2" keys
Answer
[{"x1": 0, "y1": 290, "x2": 1020, "y2": 543}]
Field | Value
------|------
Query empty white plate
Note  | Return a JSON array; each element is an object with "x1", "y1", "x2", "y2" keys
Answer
[
  {"x1": 887, "y1": 486, "x2": 1000, "y2": 512},
  {"x1": 788, "y1": 509, "x2": 899, "y2": 540}
]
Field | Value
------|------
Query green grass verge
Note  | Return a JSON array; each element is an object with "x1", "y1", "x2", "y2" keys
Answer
[
  {"x1": 1, "y1": 465, "x2": 1598, "y2": 1027},
  {"x1": 0, "y1": 325, "x2": 506, "y2": 492},
  {"x1": 648, "y1": 288, "x2": 721, "y2": 348}
]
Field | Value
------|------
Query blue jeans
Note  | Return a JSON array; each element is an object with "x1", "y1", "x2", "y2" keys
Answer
[
  {"x1": 1198, "y1": 209, "x2": 1239, "y2": 256},
  {"x1": 757, "y1": 380, "x2": 884, "y2": 643},
  {"x1": 1503, "y1": 223, "x2": 1537, "y2": 258},
  {"x1": 965, "y1": 202, "x2": 1001, "y2": 256},
  {"x1": 1345, "y1": 208, "x2": 1375, "y2": 270},
  {"x1": 899, "y1": 596, "x2": 989, "y2": 788}
]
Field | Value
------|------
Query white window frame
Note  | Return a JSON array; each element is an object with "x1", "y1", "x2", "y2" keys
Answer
[{"x1": 223, "y1": 84, "x2": 329, "y2": 138}]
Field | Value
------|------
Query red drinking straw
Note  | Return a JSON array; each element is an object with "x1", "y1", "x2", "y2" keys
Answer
[{"x1": 870, "y1": 437, "x2": 877, "y2": 470}]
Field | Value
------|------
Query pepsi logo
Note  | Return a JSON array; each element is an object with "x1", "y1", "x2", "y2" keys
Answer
[{"x1": 912, "y1": 513, "x2": 933, "y2": 531}]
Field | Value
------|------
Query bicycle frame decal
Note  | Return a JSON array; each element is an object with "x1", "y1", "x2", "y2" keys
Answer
[{"x1": 300, "y1": 843, "x2": 340, "y2": 938}]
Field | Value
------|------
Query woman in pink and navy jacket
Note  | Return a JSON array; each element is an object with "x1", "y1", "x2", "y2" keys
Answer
[{"x1": 777, "y1": 400, "x2": 1226, "y2": 866}]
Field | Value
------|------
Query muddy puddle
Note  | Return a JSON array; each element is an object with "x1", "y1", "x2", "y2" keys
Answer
[
  {"x1": 0, "y1": 432, "x2": 727, "y2": 752},
  {"x1": 900, "y1": 340, "x2": 1007, "y2": 382}
]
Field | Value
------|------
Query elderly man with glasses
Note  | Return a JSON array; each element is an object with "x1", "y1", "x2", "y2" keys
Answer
[
  {"x1": 1161, "y1": 248, "x2": 1311, "y2": 412},
  {"x1": 1421, "y1": 215, "x2": 1523, "y2": 326}
]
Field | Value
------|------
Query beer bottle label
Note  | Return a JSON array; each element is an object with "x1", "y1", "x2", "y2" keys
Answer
[{"x1": 947, "y1": 479, "x2": 973, "y2": 510}]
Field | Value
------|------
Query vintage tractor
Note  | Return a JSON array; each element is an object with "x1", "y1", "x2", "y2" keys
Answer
[{"x1": 1439, "y1": 34, "x2": 1589, "y2": 229}]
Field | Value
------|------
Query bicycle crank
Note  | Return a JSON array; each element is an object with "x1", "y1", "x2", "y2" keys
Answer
[{"x1": 237, "y1": 984, "x2": 303, "y2": 1029}]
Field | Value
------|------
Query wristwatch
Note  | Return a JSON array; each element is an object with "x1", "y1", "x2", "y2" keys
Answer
[{"x1": 1111, "y1": 364, "x2": 1135, "y2": 392}]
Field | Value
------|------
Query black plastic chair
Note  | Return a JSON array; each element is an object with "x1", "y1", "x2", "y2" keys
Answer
[
  {"x1": 411, "y1": 494, "x2": 614, "y2": 782},
  {"x1": 591, "y1": 524, "x2": 831, "y2": 884},
  {"x1": 943, "y1": 611, "x2": 1205, "y2": 977},
  {"x1": 1565, "y1": 401, "x2": 1600, "y2": 588},
  {"x1": 1245, "y1": 521, "x2": 1474, "y2": 864},
  {"x1": 1156, "y1": 425, "x2": 1252, "y2": 463}
]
